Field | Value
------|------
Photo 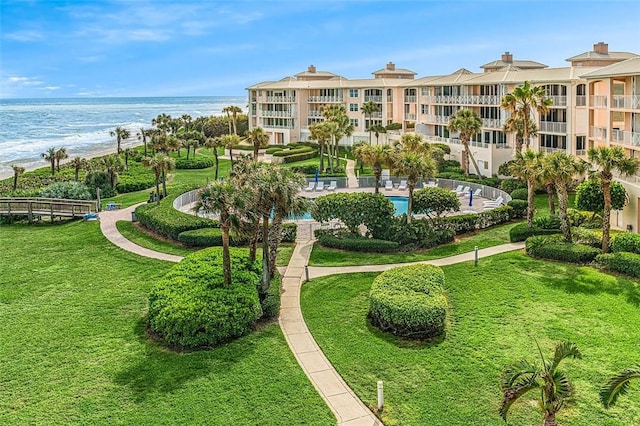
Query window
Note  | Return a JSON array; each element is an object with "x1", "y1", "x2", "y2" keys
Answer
[
  {"x1": 349, "y1": 89, "x2": 359, "y2": 98},
  {"x1": 349, "y1": 103, "x2": 359, "y2": 112},
  {"x1": 421, "y1": 104, "x2": 429, "y2": 114},
  {"x1": 576, "y1": 135, "x2": 586, "y2": 150},
  {"x1": 421, "y1": 88, "x2": 429, "y2": 96},
  {"x1": 350, "y1": 119, "x2": 359, "y2": 127}
]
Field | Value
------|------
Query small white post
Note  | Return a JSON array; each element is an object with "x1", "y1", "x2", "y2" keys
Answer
[
  {"x1": 474, "y1": 245, "x2": 479, "y2": 266},
  {"x1": 377, "y1": 380, "x2": 384, "y2": 411}
]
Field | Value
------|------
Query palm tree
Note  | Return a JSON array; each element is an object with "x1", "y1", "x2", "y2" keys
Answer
[
  {"x1": 110, "y1": 126, "x2": 131, "y2": 154},
  {"x1": 245, "y1": 126, "x2": 269, "y2": 159},
  {"x1": 54, "y1": 147, "x2": 68, "y2": 172},
  {"x1": 500, "y1": 340, "x2": 582, "y2": 426},
  {"x1": 501, "y1": 81, "x2": 553, "y2": 151},
  {"x1": 509, "y1": 149, "x2": 545, "y2": 227},
  {"x1": 41, "y1": 147, "x2": 56, "y2": 175},
  {"x1": 447, "y1": 109, "x2": 483, "y2": 176},
  {"x1": 221, "y1": 134, "x2": 241, "y2": 170},
  {"x1": 322, "y1": 104, "x2": 354, "y2": 173},
  {"x1": 308, "y1": 121, "x2": 333, "y2": 173},
  {"x1": 204, "y1": 137, "x2": 224, "y2": 180},
  {"x1": 359, "y1": 144, "x2": 392, "y2": 194},
  {"x1": 542, "y1": 153, "x2": 587, "y2": 241},
  {"x1": 222, "y1": 105, "x2": 243, "y2": 135},
  {"x1": 100, "y1": 154, "x2": 124, "y2": 189},
  {"x1": 123, "y1": 148, "x2": 133, "y2": 170},
  {"x1": 397, "y1": 133, "x2": 429, "y2": 154},
  {"x1": 600, "y1": 365, "x2": 640, "y2": 409},
  {"x1": 588, "y1": 146, "x2": 640, "y2": 252},
  {"x1": 370, "y1": 124, "x2": 386, "y2": 145},
  {"x1": 142, "y1": 154, "x2": 175, "y2": 203},
  {"x1": 361, "y1": 101, "x2": 381, "y2": 144},
  {"x1": 11, "y1": 165, "x2": 25, "y2": 191},
  {"x1": 391, "y1": 152, "x2": 436, "y2": 222},
  {"x1": 503, "y1": 113, "x2": 539, "y2": 155},
  {"x1": 152, "y1": 113, "x2": 172, "y2": 133},
  {"x1": 70, "y1": 157, "x2": 87, "y2": 182}
]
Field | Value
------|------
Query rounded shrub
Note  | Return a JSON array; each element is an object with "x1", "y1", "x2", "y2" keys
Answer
[
  {"x1": 597, "y1": 252, "x2": 640, "y2": 278},
  {"x1": 510, "y1": 188, "x2": 528, "y2": 200},
  {"x1": 317, "y1": 233, "x2": 399, "y2": 252},
  {"x1": 611, "y1": 232, "x2": 640, "y2": 254},
  {"x1": 178, "y1": 227, "x2": 225, "y2": 247},
  {"x1": 174, "y1": 157, "x2": 214, "y2": 169},
  {"x1": 369, "y1": 264, "x2": 448, "y2": 339},
  {"x1": 525, "y1": 235, "x2": 601, "y2": 263},
  {"x1": 148, "y1": 247, "x2": 263, "y2": 349},
  {"x1": 506, "y1": 199, "x2": 527, "y2": 219},
  {"x1": 509, "y1": 222, "x2": 561, "y2": 242},
  {"x1": 39, "y1": 181, "x2": 92, "y2": 200},
  {"x1": 500, "y1": 179, "x2": 527, "y2": 194}
]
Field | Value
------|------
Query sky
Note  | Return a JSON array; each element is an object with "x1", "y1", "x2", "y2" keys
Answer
[{"x1": 1, "y1": 0, "x2": 639, "y2": 99}]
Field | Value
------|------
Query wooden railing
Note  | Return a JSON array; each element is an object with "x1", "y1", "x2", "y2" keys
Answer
[{"x1": 0, "y1": 197, "x2": 98, "y2": 221}]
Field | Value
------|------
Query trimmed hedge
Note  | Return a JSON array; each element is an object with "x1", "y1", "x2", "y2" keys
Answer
[
  {"x1": 525, "y1": 235, "x2": 601, "y2": 263},
  {"x1": 571, "y1": 227, "x2": 603, "y2": 249},
  {"x1": 500, "y1": 179, "x2": 527, "y2": 194},
  {"x1": 260, "y1": 272, "x2": 282, "y2": 319},
  {"x1": 387, "y1": 218, "x2": 455, "y2": 250},
  {"x1": 442, "y1": 205, "x2": 513, "y2": 234},
  {"x1": 178, "y1": 222, "x2": 297, "y2": 247},
  {"x1": 369, "y1": 264, "x2": 448, "y2": 339},
  {"x1": 174, "y1": 157, "x2": 214, "y2": 169},
  {"x1": 597, "y1": 252, "x2": 640, "y2": 278},
  {"x1": 507, "y1": 199, "x2": 527, "y2": 219},
  {"x1": 317, "y1": 233, "x2": 399, "y2": 253},
  {"x1": 135, "y1": 186, "x2": 218, "y2": 240},
  {"x1": 147, "y1": 247, "x2": 263, "y2": 349},
  {"x1": 611, "y1": 232, "x2": 640, "y2": 254},
  {"x1": 509, "y1": 222, "x2": 561, "y2": 242},
  {"x1": 271, "y1": 146, "x2": 315, "y2": 157},
  {"x1": 231, "y1": 144, "x2": 255, "y2": 151},
  {"x1": 115, "y1": 164, "x2": 156, "y2": 193},
  {"x1": 280, "y1": 151, "x2": 318, "y2": 164},
  {"x1": 265, "y1": 147, "x2": 284, "y2": 154},
  {"x1": 510, "y1": 188, "x2": 528, "y2": 200}
]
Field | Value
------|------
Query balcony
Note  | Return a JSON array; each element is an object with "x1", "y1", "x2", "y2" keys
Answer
[
  {"x1": 364, "y1": 95, "x2": 382, "y2": 102},
  {"x1": 405, "y1": 113, "x2": 417, "y2": 120},
  {"x1": 424, "y1": 114, "x2": 450, "y2": 124},
  {"x1": 612, "y1": 95, "x2": 640, "y2": 110},
  {"x1": 422, "y1": 135, "x2": 491, "y2": 149},
  {"x1": 424, "y1": 95, "x2": 500, "y2": 105},
  {"x1": 547, "y1": 96, "x2": 567, "y2": 107},
  {"x1": 404, "y1": 95, "x2": 417, "y2": 103},
  {"x1": 482, "y1": 118, "x2": 506, "y2": 128},
  {"x1": 575, "y1": 149, "x2": 587, "y2": 156},
  {"x1": 261, "y1": 110, "x2": 294, "y2": 117},
  {"x1": 308, "y1": 96, "x2": 343, "y2": 103},
  {"x1": 370, "y1": 112, "x2": 383, "y2": 119},
  {"x1": 266, "y1": 96, "x2": 296, "y2": 103},
  {"x1": 590, "y1": 95, "x2": 607, "y2": 108},
  {"x1": 575, "y1": 96, "x2": 587, "y2": 107},
  {"x1": 590, "y1": 126, "x2": 607, "y2": 140},
  {"x1": 612, "y1": 129, "x2": 640, "y2": 147},
  {"x1": 262, "y1": 123, "x2": 295, "y2": 130},
  {"x1": 308, "y1": 110, "x2": 323, "y2": 117},
  {"x1": 540, "y1": 146, "x2": 567, "y2": 154},
  {"x1": 539, "y1": 122, "x2": 567, "y2": 133}
]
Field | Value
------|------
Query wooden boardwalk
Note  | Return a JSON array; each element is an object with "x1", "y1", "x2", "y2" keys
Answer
[{"x1": 0, "y1": 197, "x2": 98, "y2": 221}]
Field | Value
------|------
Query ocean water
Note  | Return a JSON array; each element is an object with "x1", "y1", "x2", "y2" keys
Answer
[{"x1": 0, "y1": 96, "x2": 246, "y2": 178}]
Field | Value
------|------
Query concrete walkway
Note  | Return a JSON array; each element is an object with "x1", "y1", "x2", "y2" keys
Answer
[{"x1": 345, "y1": 158, "x2": 359, "y2": 188}]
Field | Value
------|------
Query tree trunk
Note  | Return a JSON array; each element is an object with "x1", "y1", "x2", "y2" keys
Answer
[
  {"x1": 161, "y1": 170, "x2": 167, "y2": 197},
  {"x1": 155, "y1": 172, "x2": 161, "y2": 205},
  {"x1": 319, "y1": 144, "x2": 325, "y2": 173},
  {"x1": 515, "y1": 134, "x2": 523, "y2": 155},
  {"x1": 261, "y1": 214, "x2": 271, "y2": 291},
  {"x1": 143, "y1": 139, "x2": 147, "y2": 157},
  {"x1": 527, "y1": 179, "x2": 536, "y2": 227},
  {"x1": 186, "y1": 145, "x2": 190, "y2": 160},
  {"x1": 465, "y1": 141, "x2": 482, "y2": 177},
  {"x1": 229, "y1": 148, "x2": 234, "y2": 170},
  {"x1": 374, "y1": 168, "x2": 381, "y2": 194},
  {"x1": 249, "y1": 220, "x2": 260, "y2": 262},
  {"x1": 214, "y1": 150, "x2": 219, "y2": 180},
  {"x1": 407, "y1": 186, "x2": 414, "y2": 223},
  {"x1": 268, "y1": 218, "x2": 283, "y2": 278},
  {"x1": 602, "y1": 178, "x2": 612, "y2": 253},
  {"x1": 543, "y1": 411, "x2": 558, "y2": 426},
  {"x1": 117, "y1": 138, "x2": 121, "y2": 154},
  {"x1": 50, "y1": 159, "x2": 55, "y2": 175},
  {"x1": 557, "y1": 183, "x2": 572, "y2": 242},
  {"x1": 13, "y1": 174, "x2": 18, "y2": 191},
  {"x1": 222, "y1": 225, "x2": 232, "y2": 286},
  {"x1": 546, "y1": 183, "x2": 556, "y2": 215},
  {"x1": 461, "y1": 142, "x2": 470, "y2": 175},
  {"x1": 328, "y1": 137, "x2": 335, "y2": 173}
]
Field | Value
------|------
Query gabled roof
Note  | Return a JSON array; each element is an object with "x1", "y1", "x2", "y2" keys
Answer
[
  {"x1": 579, "y1": 57, "x2": 640, "y2": 78},
  {"x1": 294, "y1": 70, "x2": 340, "y2": 78},
  {"x1": 371, "y1": 67, "x2": 417, "y2": 76},
  {"x1": 481, "y1": 60, "x2": 547, "y2": 70},
  {"x1": 566, "y1": 51, "x2": 638, "y2": 62}
]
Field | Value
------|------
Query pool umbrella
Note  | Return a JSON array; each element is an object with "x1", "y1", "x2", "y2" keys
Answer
[
  {"x1": 469, "y1": 188, "x2": 473, "y2": 206},
  {"x1": 315, "y1": 169, "x2": 319, "y2": 184}
]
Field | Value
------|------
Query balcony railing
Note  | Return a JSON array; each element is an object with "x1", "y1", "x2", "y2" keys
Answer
[
  {"x1": 540, "y1": 122, "x2": 567, "y2": 133},
  {"x1": 308, "y1": 96, "x2": 343, "y2": 103},
  {"x1": 540, "y1": 147, "x2": 567, "y2": 154},
  {"x1": 575, "y1": 96, "x2": 587, "y2": 107},
  {"x1": 370, "y1": 112, "x2": 383, "y2": 119},
  {"x1": 590, "y1": 126, "x2": 607, "y2": 140},
  {"x1": 261, "y1": 110, "x2": 294, "y2": 117},
  {"x1": 612, "y1": 129, "x2": 640, "y2": 147},
  {"x1": 404, "y1": 95, "x2": 417, "y2": 103},
  {"x1": 547, "y1": 96, "x2": 567, "y2": 107},
  {"x1": 405, "y1": 113, "x2": 417, "y2": 120},
  {"x1": 612, "y1": 95, "x2": 640, "y2": 109},
  {"x1": 590, "y1": 95, "x2": 607, "y2": 108},
  {"x1": 424, "y1": 114, "x2": 450, "y2": 124},
  {"x1": 387, "y1": 96, "x2": 393, "y2": 102},
  {"x1": 364, "y1": 95, "x2": 382, "y2": 102},
  {"x1": 262, "y1": 123, "x2": 295, "y2": 129},
  {"x1": 424, "y1": 95, "x2": 500, "y2": 105},
  {"x1": 482, "y1": 118, "x2": 506, "y2": 128},
  {"x1": 308, "y1": 110, "x2": 323, "y2": 117},
  {"x1": 422, "y1": 135, "x2": 491, "y2": 149},
  {"x1": 575, "y1": 149, "x2": 587, "y2": 156},
  {"x1": 266, "y1": 96, "x2": 296, "y2": 102}
]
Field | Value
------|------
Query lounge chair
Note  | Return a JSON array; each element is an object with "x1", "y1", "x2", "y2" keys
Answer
[
  {"x1": 424, "y1": 181, "x2": 438, "y2": 188},
  {"x1": 483, "y1": 196, "x2": 504, "y2": 207},
  {"x1": 457, "y1": 186, "x2": 470, "y2": 196},
  {"x1": 398, "y1": 180, "x2": 407, "y2": 190},
  {"x1": 304, "y1": 181, "x2": 315, "y2": 192},
  {"x1": 327, "y1": 181, "x2": 337, "y2": 191},
  {"x1": 384, "y1": 180, "x2": 393, "y2": 191},
  {"x1": 315, "y1": 181, "x2": 325, "y2": 191},
  {"x1": 470, "y1": 188, "x2": 482, "y2": 197},
  {"x1": 451, "y1": 185, "x2": 463, "y2": 193}
]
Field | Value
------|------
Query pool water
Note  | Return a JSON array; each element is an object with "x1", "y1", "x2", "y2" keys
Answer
[{"x1": 291, "y1": 196, "x2": 409, "y2": 220}]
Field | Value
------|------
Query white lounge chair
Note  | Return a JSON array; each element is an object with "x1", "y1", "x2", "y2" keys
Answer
[
  {"x1": 327, "y1": 181, "x2": 337, "y2": 191},
  {"x1": 315, "y1": 181, "x2": 325, "y2": 191},
  {"x1": 483, "y1": 196, "x2": 504, "y2": 207},
  {"x1": 457, "y1": 186, "x2": 470, "y2": 196},
  {"x1": 451, "y1": 185, "x2": 463, "y2": 193},
  {"x1": 398, "y1": 180, "x2": 407, "y2": 190},
  {"x1": 470, "y1": 188, "x2": 482, "y2": 197},
  {"x1": 304, "y1": 181, "x2": 315, "y2": 192},
  {"x1": 384, "y1": 180, "x2": 393, "y2": 191},
  {"x1": 424, "y1": 181, "x2": 438, "y2": 188}
]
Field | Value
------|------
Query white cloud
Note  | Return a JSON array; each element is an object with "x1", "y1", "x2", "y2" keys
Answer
[
  {"x1": 4, "y1": 30, "x2": 45, "y2": 42},
  {"x1": 7, "y1": 76, "x2": 44, "y2": 86},
  {"x1": 43, "y1": 86, "x2": 61, "y2": 91}
]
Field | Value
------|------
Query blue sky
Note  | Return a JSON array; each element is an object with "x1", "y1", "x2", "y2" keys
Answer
[{"x1": 2, "y1": 0, "x2": 639, "y2": 98}]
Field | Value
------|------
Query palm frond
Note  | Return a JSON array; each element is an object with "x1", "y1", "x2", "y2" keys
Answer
[
  {"x1": 551, "y1": 370, "x2": 575, "y2": 399},
  {"x1": 600, "y1": 365, "x2": 640, "y2": 408},
  {"x1": 499, "y1": 378, "x2": 540, "y2": 420},
  {"x1": 500, "y1": 360, "x2": 539, "y2": 391},
  {"x1": 551, "y1": 341, "x2": 582, "y2": 371}
]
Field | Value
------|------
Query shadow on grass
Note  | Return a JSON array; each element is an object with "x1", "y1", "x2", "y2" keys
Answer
[{"x1": 365, "y1": 318, "x2": 446, "y2": 350}]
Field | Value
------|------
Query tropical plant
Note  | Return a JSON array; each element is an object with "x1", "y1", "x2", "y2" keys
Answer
[
  {"x1": 500, "y1": 340, "x2": 582, "y2": 426},
  {"x1": 11, "y1": 165, "x2": 25, "y2": 191},
  {"x1": 370, "y1": 124, "x2": 386, "y2": 145},
  {"x1": 221, "y1": 134, "x2": 242, "y2": 169},
  {"x1": 110, "y1": 126, "x2": 131, "y2": 154},
  {"x1": 70, "y1": 157, "x2": 88, "y2": 182},
  {"x1": 447, "y1": 109, "x2": 482, "y2": 176},
  {"x1": 588, "y1": 146, "x2": 640, "y2": 252},
  {"x1": 395, "y1": 132, "x2": 429, "y2": 154},
  {"x1": 358, "y1": 144, "x2": 392, "y2": 193},
  {"x1": 509, "y1": 149, "x2": 545, "y2": 227},
  {"x1": 308, "y1": 121, "x2": 333, "y2": 173},
  {"x1": 142, "y1": 154, "x2": 175, "y2": 203},
  {"x1": 575, "y1": 178, "x2": 627, "y2": 216},
  {"x1": 390, "y1": 152, "x2": 436, "y2": 222},
  {"x1": 361, "y1": 101, "x2": 381, "y2": 144},
  {"x1": 152, "y1": 113, "x2": 173, "y2": 133},
  {"x1": 222, "y1": 105, "x2": 243, "y2": 135},
  {"x1": 100, "y1": 154, "x2": 124, "y2": 190},
  {"x1": 322, "y1": 104, "x2": 354, "y2": 173},
  {"x1": 245, "y1": 126, "x2": 270, "y2": 159},
  {"x1": 54, "y1": 147, "x2": 68, "y2": 172},
  {"x1": 137, "y1": 128, "x2": 152, "y2": 157},
  {"x1": 503, "y1": 113, "x2": 539, "y2": 154},
  {"x1": 204, "y1": 137, "x2": 224, "y2": 180},
  {"x1": 41, "y1": 147, "x2": 57, "y2": 175},
  {"x1": 501, "y1": 81, "x2": 552, "y2": 152},
  {"x1": 600, "y1": 365, "x2": 640, "y2": 409}
]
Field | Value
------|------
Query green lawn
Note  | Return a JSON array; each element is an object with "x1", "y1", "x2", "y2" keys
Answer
[
  {"x1": 301, "y1": 252, "x2": 640, "y2": 425},
  {"x1": 0, "y1": 223, "x2": 333, "y2": 425},
  {"x1": 308, "y1": 222, "x2": 517, "y2": 266}
]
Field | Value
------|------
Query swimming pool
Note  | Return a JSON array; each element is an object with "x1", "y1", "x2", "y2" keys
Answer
[{"x1": 291, "y1": 195, "x2": 409, "y2": 220}]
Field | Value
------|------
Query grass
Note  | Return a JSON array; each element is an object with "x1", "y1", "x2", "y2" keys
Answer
[
  {"x1": 0, "y1": 222, "x2": 333, "y2": 425},
  {"x1": 308, "y1": 222, "x2": 516, "y2": 266},
  {"x1": 301, "y1": 251, "x2": 640, "y2": 425}
]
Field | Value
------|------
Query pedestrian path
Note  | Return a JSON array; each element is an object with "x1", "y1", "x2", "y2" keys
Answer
[{"x1": 345, "y1": 158, "x2": 359, "y2": 188}]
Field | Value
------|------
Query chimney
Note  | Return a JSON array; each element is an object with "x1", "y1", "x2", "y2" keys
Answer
[
  {"x1": 308, "y1": 65, "x2": 316, "y2": 73},
  {"x1": 386, "y1": 62, "x2": 395, "y2": 71},
  {"x1": 501, "y1": 52, "x2": 513, "y2": 63},
  {"x1": 594, "y1": 42, "x2": 608, "y2": 54}
]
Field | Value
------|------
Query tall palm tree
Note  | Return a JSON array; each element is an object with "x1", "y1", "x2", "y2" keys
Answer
[
  {"x1": 204, "y1": 136, "x2": 224, "y2": 180},
  {"x1": 100, "y1": 154, "x2": 124, "y2": 189},
  {"x1": 152, "y1": 113, "x2": 172, "y2": 133},
  {"x1": 370, "y1": 124, "x2": 386, "y2": 145},
  {"x1": 397, "y1": 132, "x2": 429, "y2": 154},
  {"x1": 222, "y1": 105, "x2": 243, "y2": 135},
  {"x1": 600, "y1": 365, "x2": 640, "y2": 409},
  {"x1": 503, "y1": 113, "x2": 539, "y2": 155},
  {"x1": 542, "y1": 153, "x2": 587, "y2": 242},
  {"x1": 110, "y1": 126, "x2": 131, "y2": 154},
  {"x1": 245, "y1": 126, "x2": 270, "y2": 159},
  {"x1": 322, "y1": 104, "x2": 354, "y2": 173},
  {"x1": 11, "y1": 165, "x2": 25, "y2": 191},
  {"x1": 588, "y1": 146, "x2": 640, "y2": 252},
  {"x1": 308, "y1": 121, "x2": 333, "y2": 173},
  {"x1": 54, "y1": 147, "x2": 68, "y2": 172},
  {"x1": 509, "y1": 149, "x2": 545, "y2": 227},
  {"x1": 137, "y1": 128, "x2": 152, "y2": 157},
  {"x1": 391, "y1": 152, "x2": 436, "y2": 223},
  {"x1": 501, "y1": 81, "x2": 552, "y2": 151},
  {"x1": 500, "y1": 340, "x2": 582, "y2": 426},
  {"x1": 70, "y1": 157, "x2": 88, "y2": 182},
  {"x1": 41, "y1": 147, "x2": 57, "y2": 175},
  {"x1": 359, "y1": 144, "x2": 392, "y2": 194},
  {"x1": 447, "y1": 109, "x2": 483, "y2": 176},
  {"x1": 221, "y1": 134, "x2": 241, "y2": 169},
  {"x1": 361, "y1": 101, "x2": 381, "y2": 144},
  {"x1": 142, "y1": 154, "x2": 175, "y2": 202}
]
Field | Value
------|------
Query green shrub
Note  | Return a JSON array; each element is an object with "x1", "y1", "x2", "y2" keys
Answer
[
  {"x1": 386, "y1": 217, "x2": 455, "y2": 250},
  {"x1": 174, "y1": 157, "x2": 214, "y2": 169},
  {"x1": 611, "y1": 232, "x2": 640, "y2": 254},
  {"x1": 147, "y1": 247, "x2": 263, "y2": 349},
  {"x1": 510, "y1": 188, "x2": 528, "y2": 200},
  {"x1": 115, "y1": 169, "x2": 156, "y2": 193},
  {"x1": 369, "y1": 264, "x2": 448, "y2": 339},
  {"x1": 39, "y1": 181, "x2": 92, "y2": 200},
  {"x1": 280, "y1": 151, "x2": 318, "y2": 164},
  {"x1": 413, "y1": 187, "x2": 460, "y2": 217},
  {"x1": 135, "y1": 186, "x2": 218, "y2": 240},
  {"x1": 567, "y1": 209, "x2": 599, "y2": 228},
  {"x1": 178, "y1": 222, "x2": 296, "y2": 247},
  {"x1": 507, "y1": 199, "x2": 527, "y2": 219},
  {"x1": 442, "y1": 205, "x2": 513, "y2": 235},
  {"x1": 534, "y1": 214, "x2": 562, "y2": 229},
  {"x1": 265, "y1": 147, "x2": 284, "y2": 154},
  {"x1": 571, "y1": 227, "x2": 603, "y2": 248},
  {"x1": 500, "y1": 179, "x2": 527, "y2": 194},
  {"x1": 509, "y1": 223, "x2": 561, "y2": 242},
  {"x1": 317, "y1": 233, "x2": 399, "y2": 253},
  {"x1": 525, "y1": 235, "x2": 601, "y2": 263},
  {"x1": 260, "y1": 272, "x2": 282, "y2": 319},
  {"x1": 289, "y1": 165, "x2": 318, "y2": 175},
  {"x1": 271, "y1": 146, "x2": 315, "y2": 157},
  {"x1": 597, "y1": 252, "x2": 640, "y2": 278}
]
